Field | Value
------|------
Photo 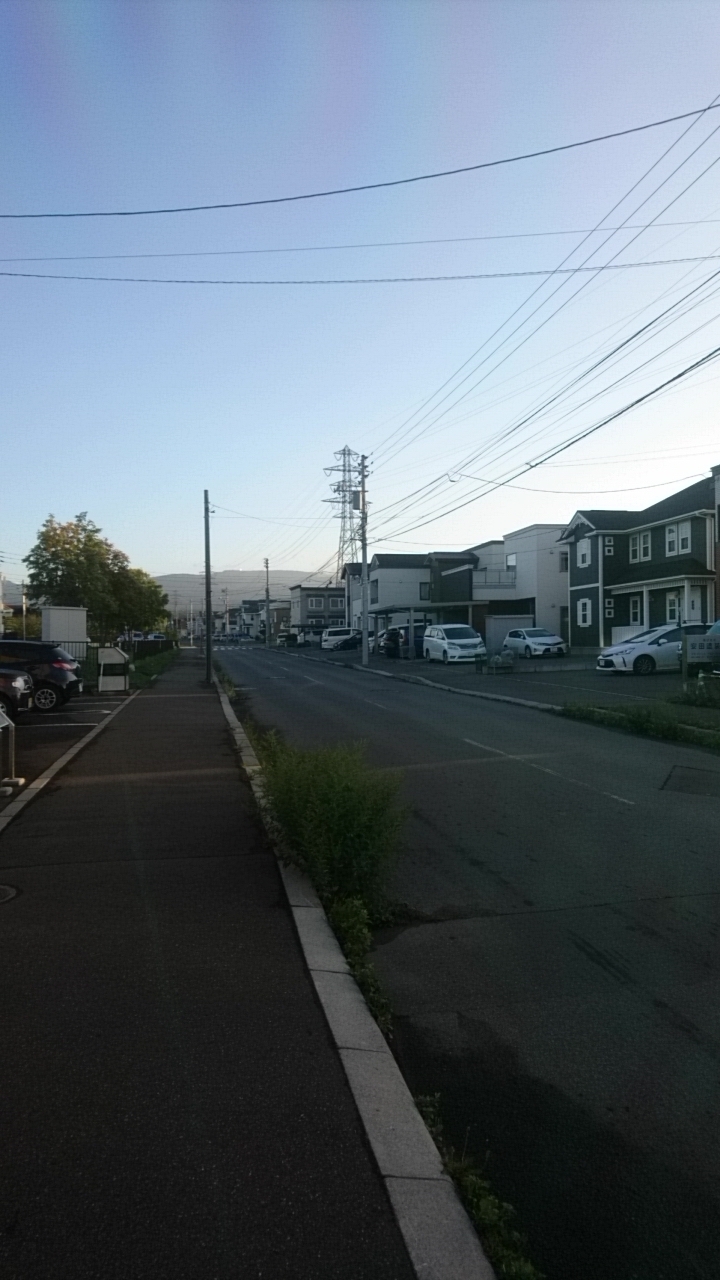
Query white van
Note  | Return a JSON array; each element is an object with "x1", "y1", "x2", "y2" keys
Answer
[{"x1": 321, "y1": 627, "x2": 357, "y2": 651}]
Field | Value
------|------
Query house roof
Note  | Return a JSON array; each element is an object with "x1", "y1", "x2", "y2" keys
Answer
[
  {"x1": 561, "y1": 475, "x2": 715, "y2": 538},
  {"x1": 341, "y1": 562, "x2": 362, "y2": 579},
  {"x1": 369, "y1": 554, "x2": 428, "y2": 569},
  {"x1": 427, "y1": 551, "x2": 478, "y2": 564}
]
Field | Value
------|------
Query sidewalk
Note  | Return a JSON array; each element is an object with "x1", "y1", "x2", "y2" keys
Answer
[{"x1": 0, "y1": 653, "x2": 415, "y2": 1280}]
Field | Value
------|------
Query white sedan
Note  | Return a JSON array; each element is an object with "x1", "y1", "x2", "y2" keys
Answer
[
  {"x1": 502, "y1": 627, "x2": 568, "y2": 658},
  {"x1": 423, "y1": 625, "x2": 486, "y2": 663},
  {"x1": 597, "y1": 623, "x2": 707, "y2": 675}
]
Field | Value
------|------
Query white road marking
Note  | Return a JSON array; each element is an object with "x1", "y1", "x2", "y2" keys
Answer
[
  {"x1": 463, "y1": 737, "x2": 634, "y2": 805},
  {"x1": 363, "y1": 699, "x2": 388, "y2": 709},
  {"x1": 17, "y1": 723, "x2": 101, "y2": 729}
]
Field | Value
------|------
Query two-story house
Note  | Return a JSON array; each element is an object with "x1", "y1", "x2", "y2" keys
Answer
[
  {"x1": 289, "y1": 583, "x2": 347, "y2": 634},
  {"x1": 366, "y1": 554, "x2": 433, "y2": 631},
  {"x1": 560, "y1": 468, "x2": 718, "y2": 650}
]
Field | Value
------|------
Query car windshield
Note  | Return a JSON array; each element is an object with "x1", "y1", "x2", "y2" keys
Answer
[
  {"x1": 524, "y1": 629, "x2": 553, "y2": 638},
  {"x1": 706, "y1": 620, "x2": 720, "y2": 635},
  {"x1": 442, "y1": 626, "x2": 478, "y2": 639}
]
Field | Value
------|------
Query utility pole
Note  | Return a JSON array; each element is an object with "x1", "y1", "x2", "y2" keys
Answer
[
  {"x1": 189, "y1": 599, "x2": 194, "y2": 647},
  {"x1": 359, "y1": 456, "x2": 369, "y2": 668},
  {"x1": 204, "y1": 490, "x2": 212, "y2": 684},
  {"x1": 264, "y1": 558, "x2": 270, "y2": 646},
  {"x1": 21, "y1": 580, "x2": 27, "y2": 640}
]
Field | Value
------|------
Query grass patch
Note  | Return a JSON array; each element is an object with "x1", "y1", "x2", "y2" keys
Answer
[
  {"x1": 130, "y1": 648, "x2": 177, "y2": 688},
  {"x1": 213, "y1": 660, "x2": 238, "y2": 701},
  {"x1": 416, "y1": 1095, "x2": 544, "y2": 1280},
  {"x1": 560, "y1": 701, "x2": 720, "y2": 750}
]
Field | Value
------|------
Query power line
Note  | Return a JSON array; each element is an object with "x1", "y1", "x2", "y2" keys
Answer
[
  {"x1": 4, "y1": 254, "x2": 720, "y2": 287},
  {"x1": 3, "y1": 218, "x2": 720, "y2": 263},
  {"x1": 449, "y1": 471, "x2": 704, "y2": 494},
  {"x1": 4, "y1": 105, "x2": 719, "y2": 219}
]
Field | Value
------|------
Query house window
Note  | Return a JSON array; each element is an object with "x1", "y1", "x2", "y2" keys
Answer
[
  {"x1": 577, "y1": 538, "x2": 591, "y2": 568},
  {"x1": 329, "y1": 597, "x2": 344, "y2": 610},
  {"x1": 640, "y1": 531, "x2": 651, "y2": 561},
  {"x1": 604, "y1": 536, "x2": 614, "y2": 556},
  {"x1": 666, "y1": 593, "x2": 679, "y2": 623},
  {"x1": 630, "y1": 595, "x2": 642, "y2": 624},
  {"x1": 666, "y1": 524, "x2": 677, "y2": 556},
  {"x1": 307, "y1": 617, "x2": 324, "y2": 626},
  {"x1": 505, "y1": 553, "x2": 517, "y2": 569},
  {"x1": 308, "y1": 597, "x2": 323, "y2": 610},
  {"x1": 370, "y1": 580, "x2": 379, "y2": 604},
  {"x1": 577, "y1": 598, "x2": 592, "y2": 627},
  {"x1": 419, "y1": 582, "x2": 430, "y2": 600},
  {"x1": 604, "y1": 597, "x2": 614, "y2": 618},
  {"x1": 560, "y1": 550, "x2": 569, "y2": 573},
  {"x1": 629, "y1": 534, "x2": 639, "y2": 562},
  {"x1": 678, "y1": 520, "x2": 691, "y2": 554}
]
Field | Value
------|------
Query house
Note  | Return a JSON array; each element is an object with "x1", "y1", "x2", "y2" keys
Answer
[
  {"x1": 290, "y1": 583, "x2": 347, "y2": 634},
  {"x1": 367, "y1": 554, "x2": 434, "y2": 632},
  {"x1": 560, "y1": 467, "x2": 719, "y2": 650},
  {"x1": 341, "y1": 562, "x2": 363, "y2": 630}
]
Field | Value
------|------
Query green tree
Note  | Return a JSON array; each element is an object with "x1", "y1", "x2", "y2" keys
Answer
[{"x1": 24, "y1": 513, "x2": 168, "y2": 639}]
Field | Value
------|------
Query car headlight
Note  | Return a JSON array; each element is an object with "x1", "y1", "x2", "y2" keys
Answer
[{"x1": 613, "y1": 647, "x2": 635, "y2": 656}]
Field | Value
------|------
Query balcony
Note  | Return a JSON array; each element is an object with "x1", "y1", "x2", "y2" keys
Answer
[{"x1": 473, "y1": 568, "x2": 516, "y2": 588}]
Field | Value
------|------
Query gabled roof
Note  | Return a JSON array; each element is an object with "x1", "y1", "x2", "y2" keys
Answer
[
  {"x1": 560, "y1": 475, "x2": 715, "y2": 539},
  {"x1": 341, "y1": 562, "x2": 362, "y2": 579},
  {"x1": 369, "y1": 554, "x2": 428, "y2": 569}
]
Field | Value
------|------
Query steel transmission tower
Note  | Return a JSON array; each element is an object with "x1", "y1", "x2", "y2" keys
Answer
[{"x1": 324, "y1": 446, "x2": 361, "y2": 583}]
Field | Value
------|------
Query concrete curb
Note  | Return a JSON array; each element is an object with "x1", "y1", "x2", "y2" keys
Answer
[
  {"x1": 212, "y1": 674, "x2": 495, "y2": 1280},
  {"x1": 284, "y1": 647, "x2": 563, "y2": 714},
  {"x1": 0, "y1": 691, "x2": 142, "y2": 840}
]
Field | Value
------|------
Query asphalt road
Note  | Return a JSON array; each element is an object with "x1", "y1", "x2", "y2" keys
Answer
[{"x1": 217, "y1": 643, "x2": 720, "y2": 1280}]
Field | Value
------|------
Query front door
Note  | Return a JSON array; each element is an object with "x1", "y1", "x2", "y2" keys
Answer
[{"x1": 686, "y1": 587, "x2": 702, "y2": 623}]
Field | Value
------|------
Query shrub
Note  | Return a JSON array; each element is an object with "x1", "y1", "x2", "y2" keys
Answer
[{"x1": 258, "y1": 735, "x2": 402, "y2": 912}]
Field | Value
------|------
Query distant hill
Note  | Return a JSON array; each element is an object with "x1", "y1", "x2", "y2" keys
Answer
[{"x1": 2, "y1": 569, "x2": 332, "y2": 612}]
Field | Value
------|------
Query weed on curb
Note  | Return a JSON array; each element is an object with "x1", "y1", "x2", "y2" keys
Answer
[
  {"x1": 560, "y1": 701, "x2": 720, "y2": 751},
  {"x1": 416, "y1": 1095, "x2": 544, "y2": 1280}
]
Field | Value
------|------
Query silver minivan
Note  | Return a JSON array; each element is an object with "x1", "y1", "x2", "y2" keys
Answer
[
  {"x1": 423, "y1": 625, "x2": 486, "y2": 664},
  {"x1": 321, "y1": 627, "x2": 355, "y2": 651}
]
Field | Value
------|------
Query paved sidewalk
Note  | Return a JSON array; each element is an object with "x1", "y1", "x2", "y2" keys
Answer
[{"x1": 0, "y1": 653, "x2": 415, "y2": 1280}]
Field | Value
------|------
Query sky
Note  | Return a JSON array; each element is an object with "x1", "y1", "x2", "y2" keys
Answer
[{"x1": 2, "y1": 0, "x2": 720, "y2": 587}]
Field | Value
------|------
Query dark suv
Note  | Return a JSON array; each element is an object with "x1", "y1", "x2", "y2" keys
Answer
[{"x1": 0, "y1": 641, "x2": 82, "y2": 712}]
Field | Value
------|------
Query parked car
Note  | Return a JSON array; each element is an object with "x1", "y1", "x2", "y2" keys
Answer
[
  {"x1": 502, "y1": 627, "x2": 568, "y2": 658},
  {"x1": 334, "y1": 632, "x2": 362, "y2": 651},
  {"x1": 146, "y1": 632, "x2": 166, "y2": 641},
  {"x1": 382, "y1": 623, "x2": 427, "y2": 658},
  {"x1": 321, "y1": 627, "x2": 357, "y2": 650},
  {"x1": 423, "y1": 625, "x2": 486, "y2": 664},
  {"x1": 368, "y1": 630, "x2": 385, "y2": 655},
  {"x1": 0, "y1": 641, "x2": 83, "y2": 711},
  {"x1": 0, "y1": 669, "x2": 33, "y2": 719},
  {"x1": 596, "y1": 623, "x2": 708, "y2": 675}
]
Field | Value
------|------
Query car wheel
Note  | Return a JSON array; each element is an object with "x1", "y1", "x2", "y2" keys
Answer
[
  {"x1": 33, "y1": 684, "x2": 65, "y2": 713},
  {"x1": 524, "y1": 645, "x2": 532, "y2": 658},
  {"x1": 442, "y1": 650, "x2": 449, "y2": 664},
  {"x1": 633, "y1": 654, "x2": 655, "y2": 676}
]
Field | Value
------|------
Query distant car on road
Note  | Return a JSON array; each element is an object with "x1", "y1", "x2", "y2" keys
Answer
[
  {"x1": 597, "y1": 623, "x2": 708, "y2": 675},
  {"x1": 146, "y1": 632, "x2": 166, "y2": 641},
  {"x1": 0, "y1": 641, "x2": 82, "y2": 712},
  {"x1": 0, "y1": 668, "x2": 33, "y2": 719},
  {"x1": 502, "y1": 627, "x2": 568, "y2": 658},
  {"x1": 423, "y1": 625, "x2": 486, "y2": 664}
]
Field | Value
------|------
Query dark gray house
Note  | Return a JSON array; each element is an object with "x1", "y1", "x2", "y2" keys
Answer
[{"x1": 560, "y1": 468, "x2": 719, "y2": 650}]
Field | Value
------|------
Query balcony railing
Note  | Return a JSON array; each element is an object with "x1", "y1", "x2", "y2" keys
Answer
[{"x1": 473, "y1": 569, "x2": 517, "y2": 586}]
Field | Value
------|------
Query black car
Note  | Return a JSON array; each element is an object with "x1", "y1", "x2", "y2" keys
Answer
[
  {"x1": 0, "y1": 641, "x2": 82, "y2": 712},
  {"x1": 0, "y1": 668, "x2": 33, "y2": 719}
]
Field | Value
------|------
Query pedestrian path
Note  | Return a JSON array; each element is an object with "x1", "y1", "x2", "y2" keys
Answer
[{"x1": 0, "y1": 652, "x2": 415, "y2": 1280}]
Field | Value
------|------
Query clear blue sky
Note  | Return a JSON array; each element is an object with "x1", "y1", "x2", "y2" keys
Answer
[{"x1": 2, "y1": 0, "x2": 720, "y2": 583}]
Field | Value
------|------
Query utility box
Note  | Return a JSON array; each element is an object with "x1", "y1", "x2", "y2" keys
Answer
[
  {"x1": 98, "y1": 646, "x2": 130, "y2": 693},
  {"x1": 41, "y1": 606, "x2": 88, "y2": 644}
]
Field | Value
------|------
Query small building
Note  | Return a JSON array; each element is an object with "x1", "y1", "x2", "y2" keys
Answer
[
  {"x1": 560, "y1": 468, "x2": 719, "y2": 650},
  {"x1": 289, "y1": 583, "x2": 347, "y2": 634}
]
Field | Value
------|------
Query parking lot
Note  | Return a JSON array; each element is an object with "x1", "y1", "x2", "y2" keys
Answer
[{"x1": 0, "y1": 695, "x2": 131, "y2": 814}]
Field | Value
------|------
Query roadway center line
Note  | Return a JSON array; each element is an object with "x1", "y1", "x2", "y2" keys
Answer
[
  {"x1": 463, "y1": 737, "x2": 635, "y2": 805},
  {"x1": 363, "y1": 699, "x2": 388, "y2": 709}
]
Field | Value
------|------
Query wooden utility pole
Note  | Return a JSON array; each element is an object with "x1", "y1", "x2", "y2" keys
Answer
[
  {"x1": 204, "y1": 490, "x2": 212, "y2": 684},
  {"x1": 264, "y1": 558, "x2": 270, "y2": 646},
  {"x1": 360, "y1": 456, "x2": 369, "y2": 668}
]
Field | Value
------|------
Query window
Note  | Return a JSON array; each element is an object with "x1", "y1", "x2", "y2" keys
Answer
[
  {"x1": 630, "y1": 595, "x2": 642, "y2": 625},
  {"x1": 678, "y1": 520, "x2": 691, "y2": 554},
  {"x1": 666, "y1": 524, "x2": 677, "y2": 556},
  {"x1": 370, "y1": 580, "x2": 379, "y2": 604},
  {"x1": 629, "y1": 534, "x2": 639, "y2": 563},
  {"x1": 604, "y1": 597, "x2": 614, "y2": 618},
  {"x1": 560, "y1": 550, "x2": 569, "y2": 573},
  {"x1": 505, "y1": 552, "x2": 517, "y2": 569},
  {"x1": 329, "y1": 597, "x2": 344, "y2": 610},
  {"x1": 577, "y1": 598, "x2": 592, "y2": 627},
  {"x1": 308, "y1": 597, "x2": 323, "y2": 610},
  {"x1": 419, "y1": 582, "x2": 430, "y2": 600},
  {"x1": 640, "y1": 531, "x2": 651, "y2": 561},
  {"x1": 577, "y1": 538, "x2": 591, "y2": 568},
  {"x1": 666, "y1": 592, "x2": 679, "y2": 623},
  {"x1": 604, "y1": 536, "x2": 614, "y2": 556}
]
